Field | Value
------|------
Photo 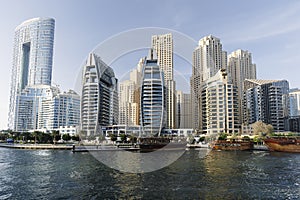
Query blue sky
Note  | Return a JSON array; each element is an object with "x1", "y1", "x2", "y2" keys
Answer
[{"x1": 1, "y1": 0, "x2": 300, "y2": 130}]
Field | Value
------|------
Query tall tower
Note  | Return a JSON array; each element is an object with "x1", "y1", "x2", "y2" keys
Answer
[
  {"x1": 191, "y1": 35, "x2": 227, "y2": 131},
  {"x1": 199, "y1": 69, "x2": 240, "y2": 135},
  {"x1": 119, "y1": 80, "x2": 138, "y2": 125},
  {"x1": 227, "y1": 49, "x2": 256, "y2": 98},
  {"x1": 243, "y1": 79, "x2": 289, "y2": 132},
  {"x1": 140, "y1": 50, "x2": 166, "y2": 136},
  {"x1": 8, "y1": 17, "x2": 55, "y2": 130},
  {"x1": 227, "y1": 49, "x2": 257, "y2": 126},
  {"x1": 176, "y1": 91, "x2": 193, "y2": 129},
  {"x1": 151, "y1": 33, "x2": 176, "y2": 129},
  {"x1": 81, "y1": 53, "x2": 118, "y2": 137},
  {"x1": 118, "y1": 58, "x2": 144, "y2": 126}
]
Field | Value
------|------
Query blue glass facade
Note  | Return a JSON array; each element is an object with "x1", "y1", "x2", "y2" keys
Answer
[
  {"x1": 140, "y1": 55, "x2": 166, "y2": 136},
  {"x1": 8, "y1": 17, "x2": 55, "y2": 130}
]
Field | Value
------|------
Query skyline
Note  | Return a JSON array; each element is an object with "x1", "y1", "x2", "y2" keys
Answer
[{"x1": 1, "y1": 0, "x2": 300, "y2": 130}]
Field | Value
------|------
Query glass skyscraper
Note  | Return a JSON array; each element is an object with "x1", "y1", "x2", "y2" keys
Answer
[
  {"x1": 81, "y1": 53, "x2": 118, "y2": 137},
  {"x1": 140, "y1": 50, "x2": 166, "y2": 136},
  {"x1": 8, "y1": 17, "x2": 55, "y2": 130}
]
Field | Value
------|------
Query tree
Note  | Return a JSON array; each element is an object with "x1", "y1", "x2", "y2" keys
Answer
[
  {"x1": 62, "y1": 134, "x2": 71, "y2": 141},
  {"x1": 32, "y1": 131, "x2": 41, "y2": 144},
  {"x1": 51, "y1": 130, "x2": 60, "y2": 144},
  {"x1": 109, "y1": 133, "x2": 117, "y2": 142},
  {"x1": 218, "y1": 132, "x2": 228, "y2": 140},
  {"x1": 127, "y1": 135, "x2": 137, "y2": 144},
  {"x1": 119, "y1": 134, "x2": 127, "y2": 143},
  {"x1": 252, "y1": 121, "x2": 274, "y2": 136},
  {"x1": 199, "y1": 136, "x2": 205, "y2": 142},
  {"x1": 71, "y1": 135, "x2": 80, "y2": 141}
]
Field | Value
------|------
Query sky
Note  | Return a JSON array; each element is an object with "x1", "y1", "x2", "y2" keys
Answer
[{"x1": 1, "y1": 0, "x2": 300, "y2": 130}]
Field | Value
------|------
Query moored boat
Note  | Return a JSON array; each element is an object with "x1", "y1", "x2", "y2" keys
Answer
[
  {"x1": 212, "y1": 140, "x2": 254, "y2": 151},
  {"x1": 137, "y1": 137, "x2": 186, "y2": 152},
  {"x1": 264, "y1": 137, "x2": 300, "y2": 153}
]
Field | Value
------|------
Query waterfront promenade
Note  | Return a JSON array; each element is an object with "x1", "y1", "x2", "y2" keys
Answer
[{"x1": 0, "y1": 143, "x2": 73, "y2": 150}]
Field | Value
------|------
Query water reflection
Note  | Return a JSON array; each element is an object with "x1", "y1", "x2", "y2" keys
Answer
[{"x1": 0, "y1": 148, "x2": 299, "y2": 199}]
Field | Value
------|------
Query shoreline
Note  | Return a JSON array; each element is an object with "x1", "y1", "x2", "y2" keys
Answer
[
  {"x1": 0, "y1": 142, "x2": 270, "y2": 152},
  {"x1": 0, "y1": 143, "x2": 73, "y2": 150}
]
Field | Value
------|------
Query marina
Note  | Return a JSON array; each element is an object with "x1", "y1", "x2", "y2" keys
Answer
[{"x1": 0, "y1": 147, "x2": 299, "y2": 199}]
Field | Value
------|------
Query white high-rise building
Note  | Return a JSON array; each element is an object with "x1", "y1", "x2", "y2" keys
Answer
[
  {"x1": 228, "y1": 49, "x2": 257, "y2": 124},
  {"x1": 152, "y1": 33, "x2": 176, "y2": 129},
  {"x1": 199, "y1": 69, "x2": 240, "y2": 135},
  {"x1": 118, "y1": 58, "x2": 143, "y2": 126},
  {"x1": 39, "y1": 89, "x2": 80, "y2": 130},
  {"x1": 81, "y1": 53, "x2": 118, "y2": 137},
  {"x1": 14, "y1": 85, "x2": 80, "y2": 132},
  {"x1": 14, "y1": 85, "x2": 56, "y2": 132},
  {"x1": 228, "y1": 49, "x2": 256, "y2": 97},
  {"x1": 8, "y1": 17, "x2": 55, "y2": 130},
  {"x1": 191, "y1": 35, "x2": 227, "y2": 130},
  {"x1": 119, "y1": 80, "x2": 139, "y2": 125},
  {"x1": 140, "y1": 51, "x2": 166, "y2": 136}
]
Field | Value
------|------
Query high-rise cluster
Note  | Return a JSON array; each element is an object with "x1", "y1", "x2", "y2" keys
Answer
[
  {"x1": 8, "y1": 18, "x2": 298, "y2": 136},
  {"x1": 8, "y1": 17, "x2": 80, "y2": 133},
  {"x1": 243, "y1": 79, "x2": 290, "y2": 132},
  {"x1": 191, "y1": 34, "x2": 293, "y2": 135},
  {"x1": 118, "y1": 58, "x2": 143, "y2": 126}
]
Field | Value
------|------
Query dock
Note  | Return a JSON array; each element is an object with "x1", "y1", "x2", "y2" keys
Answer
[
  {"x1": 72, "y1": 145, "x2": 140, "y2": 153},
  {"x1": 0, "y1": 143, "x2": 73, "y2": 150}
]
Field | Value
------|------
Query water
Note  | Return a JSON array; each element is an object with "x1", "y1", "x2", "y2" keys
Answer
[{"x1": 0, "y1": 148, "x2": 299, "y2": 199}]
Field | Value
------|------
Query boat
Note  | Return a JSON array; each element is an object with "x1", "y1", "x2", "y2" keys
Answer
[
  {"x1": 137, "y1": 137, "x2": 186, "y2": 152},
  {"x1": 212, "y1": 139, "x2": 254, "y2": 151},
  {"x1": 186, "y1": 142, "x2": 209, "y2": 148},
  {"x1": 264, "y1": 137, "x2": 300, "y2": 153}
]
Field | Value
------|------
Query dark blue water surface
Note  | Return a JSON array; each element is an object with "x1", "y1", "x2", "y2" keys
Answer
[{"x1": 0, "y1": 148, "x2": 299, "y2": 199}]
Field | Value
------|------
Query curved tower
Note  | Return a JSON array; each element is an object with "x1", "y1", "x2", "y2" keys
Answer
[
  {"x1": 140, "y1": 50, "x2": 166, "y2": 136},
  {"x1": 8, "y1": 17, "x2": 55, "y2": 130},
  {"x1": 81, "y1": 53, "x2": 118, "y2": 137}
]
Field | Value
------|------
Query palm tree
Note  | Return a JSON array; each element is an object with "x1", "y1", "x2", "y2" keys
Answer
[{"x1": 51, "y1": 130, "x2": 60, "y2": 145}]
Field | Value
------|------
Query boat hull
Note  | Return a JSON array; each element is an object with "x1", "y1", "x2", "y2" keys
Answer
[
  {"x1": 212, "y1": 140, "x2": 254, "y2": 151},
  {"x1": 264, "y1": 138, "x2": 300, "y2": 153}
]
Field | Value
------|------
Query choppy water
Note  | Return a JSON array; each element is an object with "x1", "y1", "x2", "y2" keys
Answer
[{"x1": 0, "y1": 148, "x2": 299, "y2": 199}]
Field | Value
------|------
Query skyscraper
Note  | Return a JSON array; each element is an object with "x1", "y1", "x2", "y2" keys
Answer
[
  {"x1": 14, "y1": 85, "x2": 80, "y2": 132},
  {"x1": 119, "y1": 80, "x2": 139, "y2": 125},
  {"x1": 243, "y1": 79, "x2": 290, "y2": 132},
  {"x1": 176, "y1": 91, "x2": 193, "y2": 129},
  {"x1": 289, "y1": 89, "x2": 300, "y2": 116},
  {"x1": 151, "y1": 33, "x2": 176, "y2": 129},
  {"x1": 81, "y1": 53, "x2": 118, "y2": 137},
  {"x1": 191, "y1": 35, "x2": 227, "y2": 130},
  {"x1": 38, "y1": 89, "x2": 80, "y2": 130},
  {"x1": 14, "y1": 85, "x2": 55, "y2": 131},
  {"x1": 8, "y1": 17, "x2": 55, "y2": 130},
  {"x1": 198, "y1": 69, "x2": 240, "y2": 135},
  {"x1": 118, "y1": 58, "x2": 143, "y2": 126},
  {"x1": 228, "y1": 50, "x2": 257, "y2": 95},
  {"x1": 140, "y1": 50, "x2": 166, "y2": 136},
  {"x1": 228, "y1": 49, "x2": 257, "y2": 124}
]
